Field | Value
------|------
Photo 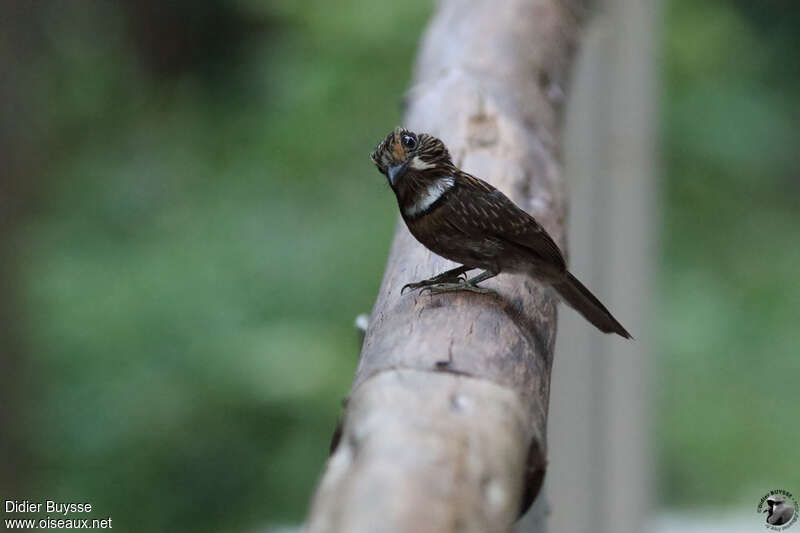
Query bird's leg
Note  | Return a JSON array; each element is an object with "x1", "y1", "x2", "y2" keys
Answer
[
  {"x1": 420, "y1": 270, "x2": 498, "y2": 295},
  {"x1": 401, "y1": 265, "x2": 474, "y2": 294}
]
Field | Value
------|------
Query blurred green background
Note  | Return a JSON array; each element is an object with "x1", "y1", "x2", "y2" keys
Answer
[{"x1": 1, "y1": 0, "x2": 798, "y2": 531}]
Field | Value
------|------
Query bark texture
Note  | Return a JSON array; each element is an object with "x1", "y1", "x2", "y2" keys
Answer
[{"x1": 307, "y1": 1, "x2": 585, "y2": 531}]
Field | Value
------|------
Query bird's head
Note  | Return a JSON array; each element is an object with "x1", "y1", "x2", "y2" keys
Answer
[{"x1": 370, "y1": 127, "x2": 452, "y2": 188}]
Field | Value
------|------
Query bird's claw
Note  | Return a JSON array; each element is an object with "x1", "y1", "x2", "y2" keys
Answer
[
  {"x1": 418, "y1": 282, "x2": 492, "y2": 295},
  {"x1": 401, "y1": 282, "x2": 421, "y2": 295},
  {"x1": 401, "y1": 274, "x2": 467, "y2": 295},
  {"x1": 400, "y1": 283, "x2": 415, "y2": 294}
]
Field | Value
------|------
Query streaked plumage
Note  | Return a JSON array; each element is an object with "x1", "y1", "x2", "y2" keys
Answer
[{"x1": 371, "y1": 127, "x2": 631, "y2": 338}]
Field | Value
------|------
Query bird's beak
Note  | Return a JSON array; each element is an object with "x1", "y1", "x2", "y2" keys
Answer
[{"x1": 387, "y1": 161, "x2": 408, "y2": 186}]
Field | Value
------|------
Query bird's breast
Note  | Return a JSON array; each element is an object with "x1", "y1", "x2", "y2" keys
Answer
[
  {"x1": 404, "y1": 203, "x2": 510, "y2": 272},
  {"x1": 401, "y1": 176, "x2": 455, "y2": 219}
]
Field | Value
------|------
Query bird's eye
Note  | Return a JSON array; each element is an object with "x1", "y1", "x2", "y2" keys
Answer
[{"x1": 401, "y1": 134, "x2": 417, "y2": 150}]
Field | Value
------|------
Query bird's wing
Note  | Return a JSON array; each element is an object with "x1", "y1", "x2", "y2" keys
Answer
[{"x1": 450, "y1": 173, "x2": 567, "y2": 270}]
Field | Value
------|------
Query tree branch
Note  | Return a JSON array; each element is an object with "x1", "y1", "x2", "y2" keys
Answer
[{"x1": 307, "y1": 1, "x2": 585, "y2": 531}]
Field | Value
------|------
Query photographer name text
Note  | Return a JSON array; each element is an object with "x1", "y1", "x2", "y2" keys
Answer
[{"x1": 5, "y1": 500, "x2": 112, "y2": 529}]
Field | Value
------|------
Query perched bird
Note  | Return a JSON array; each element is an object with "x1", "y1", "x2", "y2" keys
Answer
[{"x1": 370, "y1": 127, "x2": 631, "y2": 338}]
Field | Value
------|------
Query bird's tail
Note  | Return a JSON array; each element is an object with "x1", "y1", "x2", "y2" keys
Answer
[{"x1": 553, "y1": 272, "x2": 632, "y2": 339}]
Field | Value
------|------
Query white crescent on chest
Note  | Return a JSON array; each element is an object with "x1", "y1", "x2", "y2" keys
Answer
[{"x1": 403, "y1": 176, "x2": 455, "y2": 218}]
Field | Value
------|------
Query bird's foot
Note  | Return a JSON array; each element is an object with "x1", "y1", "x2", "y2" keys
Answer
[
  {"x1": 419, "y1": 281, "x2": 493, "y2": 295},
  {"x1": 401, "y1": 272, "x2": 467, "y2": 294}
]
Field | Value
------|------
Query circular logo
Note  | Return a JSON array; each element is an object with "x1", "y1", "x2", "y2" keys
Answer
[{"x1": 758, "y1": 490, "x2": 798, "y2": 530}]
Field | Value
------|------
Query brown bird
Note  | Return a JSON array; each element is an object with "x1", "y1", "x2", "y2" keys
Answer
[{"x1": 370, "y1": 127, "x2": 631, "y2": 338}]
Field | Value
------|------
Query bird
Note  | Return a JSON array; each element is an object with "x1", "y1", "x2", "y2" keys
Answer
[
  {"x1": 370, "y1": 126, "x2": 631, "y2": 339},
  {"x1": 764, "y1": 496, "x2": 795, "y2": 526}
]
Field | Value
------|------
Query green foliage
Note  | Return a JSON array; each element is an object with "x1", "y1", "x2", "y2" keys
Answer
[
  {"x1": 659, "y1": 0, "x2": 800, "y2": 508},
  {"x1": 17, "y1": 1, "x2": 431, "y2": 530}
]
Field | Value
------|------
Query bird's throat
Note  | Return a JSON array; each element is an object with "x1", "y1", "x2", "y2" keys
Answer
[{"x1": 401, "y1": 176, "x2": 455, "y2": 218}]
